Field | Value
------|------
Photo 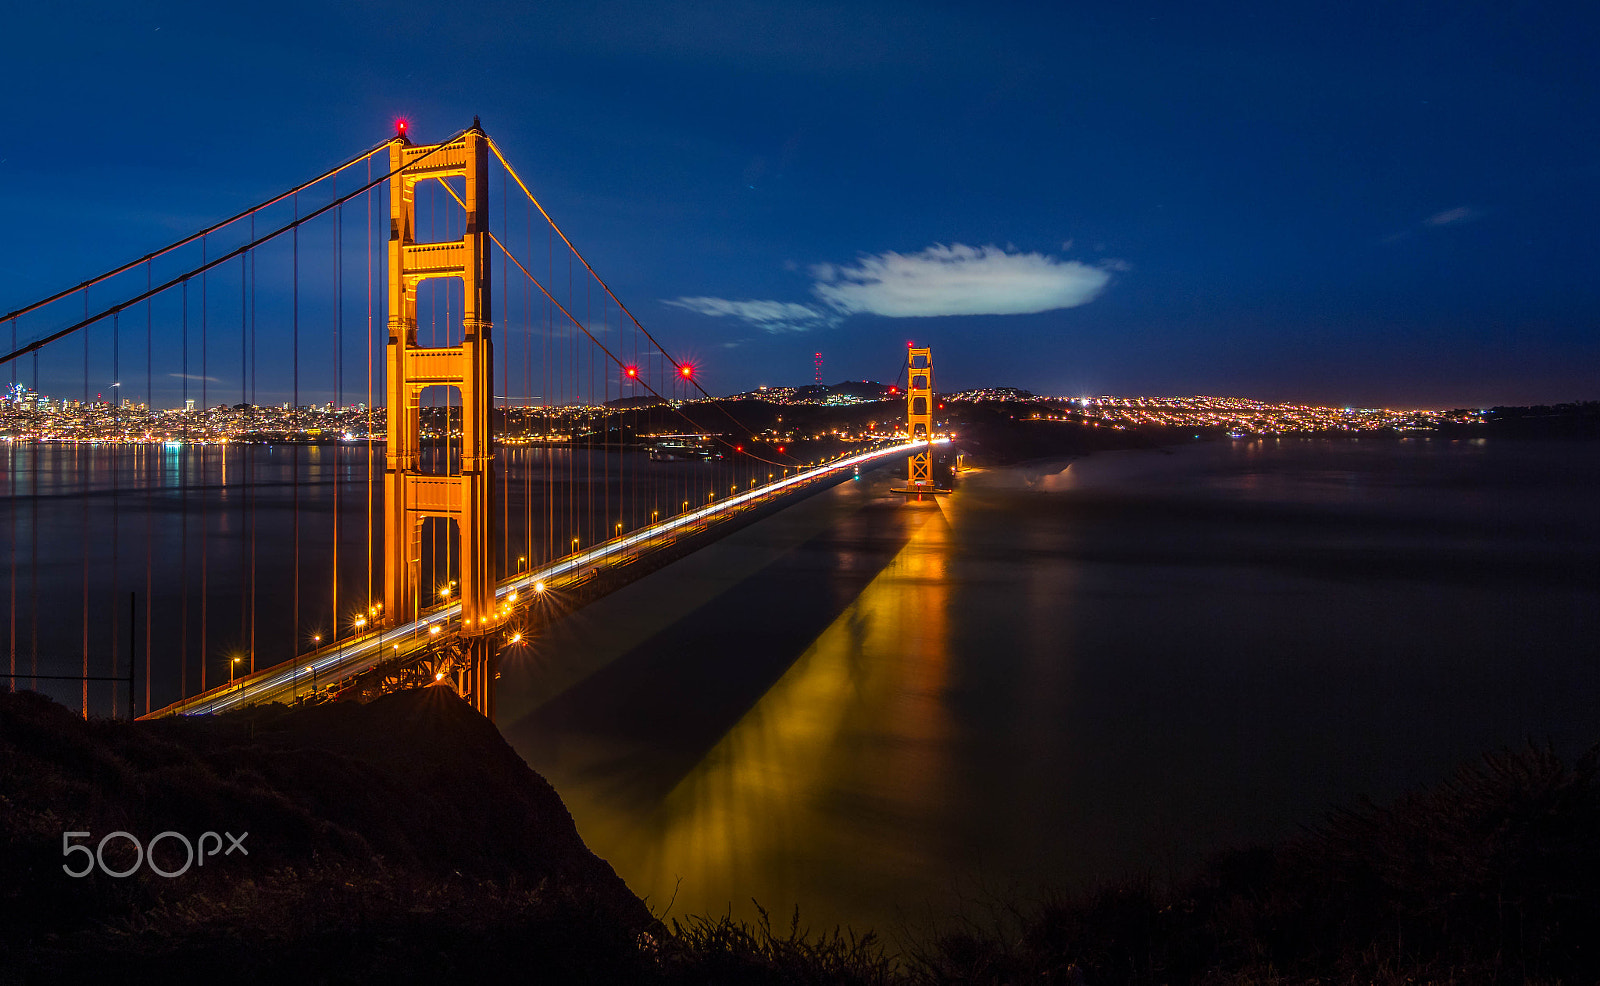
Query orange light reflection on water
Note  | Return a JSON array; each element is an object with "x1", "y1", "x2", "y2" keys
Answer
[{"x1": 569, "y1": 502, "x2": 957, "y2": 924}]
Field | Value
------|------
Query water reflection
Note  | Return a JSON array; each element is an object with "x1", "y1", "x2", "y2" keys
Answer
[
  {"x1": 508, "y1": 439, "x2": 1600, "y2": 934},
  {"x1": 518, "y1": 497, "x2": 955, "y2": 921}
]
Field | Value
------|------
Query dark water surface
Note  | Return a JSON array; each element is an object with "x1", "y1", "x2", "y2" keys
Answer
[
  {"x1": 498, "y1": 436, "x2": 1600, "y2": 933},
  {"x1": 0, "y1": 442, "x2": 756, "y2": 712}
]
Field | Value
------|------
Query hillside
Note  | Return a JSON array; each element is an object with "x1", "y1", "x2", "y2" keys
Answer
[{"x1": 0, "y1": 687, "x2": 654, "y2": 983}]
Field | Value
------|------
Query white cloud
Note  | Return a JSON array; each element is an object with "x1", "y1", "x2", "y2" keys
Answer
[
  {"x1": 665, "y1": 242, "x2": 1118, "y2": 333},
  {"x1": 1383, "y1": 205, "x2": 1485, "y2": 243},
  {"x1": 661, "y1": 296, "x2": 835, "y2": 334},
  {"x1": 1424, "y1": 206, "x2": 1477, "y2": 226},
  {"x1": 813, "y1": 244, "x2": 1111, "y2": 317}
]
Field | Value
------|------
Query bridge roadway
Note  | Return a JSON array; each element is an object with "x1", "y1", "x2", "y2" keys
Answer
[{"x1": 149, "y1": 438, "x2": 945, "y2": 717}]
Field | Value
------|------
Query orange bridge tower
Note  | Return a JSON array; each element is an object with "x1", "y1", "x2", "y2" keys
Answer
[
  {"x1": 383, "y1": 121, "x2": 500, "y2": 716},
  {"x1": 893, "y1": 344, "x2": 950, "y2": 500}
]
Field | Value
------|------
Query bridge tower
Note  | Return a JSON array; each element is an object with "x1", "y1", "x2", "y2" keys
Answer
[
  {"x1": 384, "y1": 121, "x2": 500, "y2": 717},
  {"x1": 893, "y1": 344, "x2": 949, "y2": 500}
]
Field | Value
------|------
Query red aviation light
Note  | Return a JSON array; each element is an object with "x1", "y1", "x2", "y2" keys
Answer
[
  {"x1": 679, "y1": 364, "x2": 694, "y2": 379},
  {"x1": 395, "y1": 118, "x2": 409, "y2": 136},
  {"x1": 624, "y1": 365, "x2": 639, "y2": 379}
]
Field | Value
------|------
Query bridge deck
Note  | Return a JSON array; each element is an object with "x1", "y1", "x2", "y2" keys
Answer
[{"x1": 147, "y1": 439, "x2": 943, "y2": 717}]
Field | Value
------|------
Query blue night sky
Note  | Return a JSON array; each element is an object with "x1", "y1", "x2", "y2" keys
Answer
[{"x1": 2, "y1": 0, "x2": 1596, "y2": 407}]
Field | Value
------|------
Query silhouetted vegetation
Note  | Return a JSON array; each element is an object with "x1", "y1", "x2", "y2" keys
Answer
[
  {"x1": 4, "y1": 687, "x2": 1597, "y2": 984},
  {"x1": 904, "y1": 741, "x2": 1600, "y2": 985},
  {"x1": 1483, "y1": 401, "x2": 1600, "y2": 437}
]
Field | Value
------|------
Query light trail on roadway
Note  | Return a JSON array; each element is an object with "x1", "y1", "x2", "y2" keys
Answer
[{"x1": 151, "y1": 438, "x2": 946, "y2": 717}]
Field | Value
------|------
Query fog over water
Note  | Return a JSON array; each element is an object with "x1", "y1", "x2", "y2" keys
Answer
[{"x1": 499, "y1": 436, "x2": 1600, "y2": 932}]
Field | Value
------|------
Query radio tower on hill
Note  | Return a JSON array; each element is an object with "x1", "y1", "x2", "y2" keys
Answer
[{"x1": 814, "y1": 352, "x2": 823, "y2": 386}]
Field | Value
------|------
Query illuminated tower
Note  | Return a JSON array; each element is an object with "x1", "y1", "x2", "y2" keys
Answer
[
  {"x1": 902, "y1": 345, "x2": 938, "y2": 495},
  {"x1": 383, "y1": 121, "x2": 499, "y2": 717},
  {"x1": 814, "y1": 351, "x2": 823, "y2": 386}
]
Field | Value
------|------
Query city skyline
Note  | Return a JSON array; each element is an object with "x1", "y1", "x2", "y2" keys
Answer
[{"x1": 1, "y1": 375, "x2": 1492, "y2": 446}]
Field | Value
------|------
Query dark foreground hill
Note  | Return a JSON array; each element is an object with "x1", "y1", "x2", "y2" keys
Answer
[
  {"x1": 0, "y1": 687, "x2": 657, "y2": 983},
  {"x1": 4, "y1": 686, "x2": 1599, "y2": 985}
]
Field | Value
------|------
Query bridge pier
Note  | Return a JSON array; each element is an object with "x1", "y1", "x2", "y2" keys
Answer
[{"x1": 459, "y1": 637, "x2": 498, "y2": 719}]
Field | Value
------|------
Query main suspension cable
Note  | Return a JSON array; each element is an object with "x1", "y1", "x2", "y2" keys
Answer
[
  {"x1": 483, "y1": 140, "x2": 799, "y2": 466},
  {"x1": 422, "y1": 151, "x2": 786, "y2": 468},
  {"x1": 0, "y1": 133, "x2": 467, "y2": 368},
  {"x1": 0, "y1": 141, "x2": 398, "y2": 328}
]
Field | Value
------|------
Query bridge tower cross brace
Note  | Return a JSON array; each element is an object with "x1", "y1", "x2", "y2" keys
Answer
[
  {"x1": 384, "y1": 123, "x2": 499, "y2": 717},
  {"x1": 906, "y1": 346, "x2": 934, "y2": 488}
]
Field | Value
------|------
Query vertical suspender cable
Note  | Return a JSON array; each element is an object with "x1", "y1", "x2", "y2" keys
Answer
[
  {"x1": 502, "y1": 166, "x2": 509, "y2": 580},
  {"x1": 599, "y1": 292, "x2": 605, "y2": 539},
  {"x1": 111, "y1": 312, "x2": 120, "y2": 717},
  {"x1": 144, "y1": 262, "x2": 152, "y2": 710},
  {"x1": 7, "y1": 318, "x2": 14, "y2": 686},
  {"x1": 200, "y1": 238, "x2": 208, "y2": 693},
  {"x1": 432, "y1": 187, "x2": 440, "y2": 595},
  {"x1": 431, "y1": 187, "x2": 440, "y2": 598},
  {"x1": 249, "y1": 215, "x2": 258, "y2": 671},
  {"x1": 241, "y1": 251, "x2": 249, "y2": 672},
  {"x1": 366, "y1": 155, "x2": 374, "y2": 621},
  {"x1": 545, "y1": 223, "x2": 551, "y2": 565},
  {"x1": 528, "y1": 194, "x2": 534, "y2": 569},
  {"x1": 180, "y1": 279, "x2": 189, "y2": 699},
  {"x1": 292, "y1": 194, "x2": 301, "y2": 660},
  {"x1": 81, "y1": 294, "x2": 90, "y2": 717},
  {"x1": 586, "y1": 276, "x2": 592, "y2": 552},
  {"x1": 572, "y1": 240, "x2": 576, "y2": 550},
  {"x1": 444, "y1": 190, "x2": 453, "y2": 589},
  {"x1": 30, "y1": 345, "x2": 38, "y2": 692},
  {"x1": 333, "y1": 180, "x2": 342, "y2": 652}
]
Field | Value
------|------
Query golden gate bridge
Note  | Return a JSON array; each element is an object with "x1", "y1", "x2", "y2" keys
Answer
[{"x1": 1, "y1": 120, "x2": 945, "y2": 721}]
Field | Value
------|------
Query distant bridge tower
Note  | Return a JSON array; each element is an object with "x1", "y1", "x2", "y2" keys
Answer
[
  {"x1": 893, "y1": 344, "x2": 949, "y2": 500},
  {"x1": 814, "y1": 351, "x2": 823, "y2": 386},
  {"x1": 384, "y1": 121, "x2": 500, "y2": 717}
]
